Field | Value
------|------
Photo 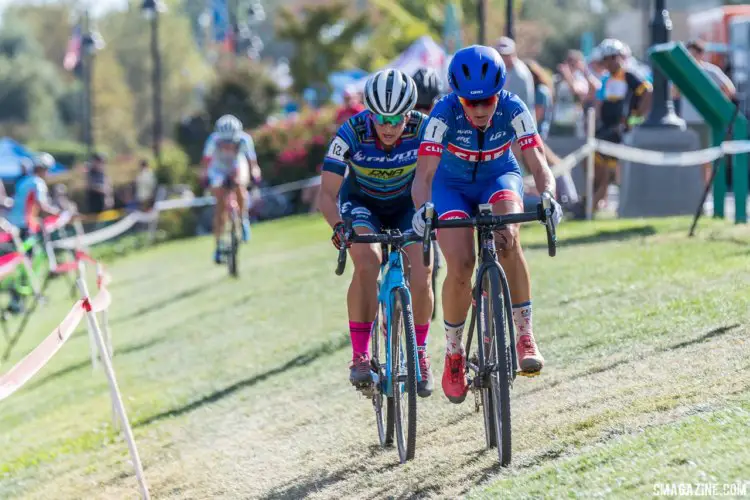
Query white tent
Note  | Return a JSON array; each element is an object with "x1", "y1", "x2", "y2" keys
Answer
[{"x1": 353, "y1": 36, "x2": 451, "y2": 92}]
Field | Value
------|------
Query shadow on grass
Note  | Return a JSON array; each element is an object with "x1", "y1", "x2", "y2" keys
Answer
[
  {"x1": 110, "y1": 276, "x2": 224, "y2": 326},
  {"x1": 525, "y1": 225, "x2": 657, "y2": 251},
  {"x1": 665, "y1": 323, "x2": 741, "y2": 351},
  {"x1": 135, "y1": 334, "x2": 348, "y2": 428},
  {"x1": 25, "y1": 336, "x2": 167, "y2": 391}
]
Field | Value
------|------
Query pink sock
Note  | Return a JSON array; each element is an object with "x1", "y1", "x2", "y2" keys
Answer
[
  {"x1": 415, "y1": 323, "x2": 430, "y2": 352},
  {"x1": 350, "y1": 321, "x2": 373, "y2": 359}
]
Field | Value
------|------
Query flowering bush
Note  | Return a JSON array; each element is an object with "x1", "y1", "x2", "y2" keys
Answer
[{"x1": 252, "y1": 106, "x2": 337, "y2": 185}]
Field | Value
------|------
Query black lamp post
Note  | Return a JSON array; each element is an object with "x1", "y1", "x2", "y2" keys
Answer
[
  {"x1": 643, "y1": 0, "x2": 683, "y2": 128},
  {"x1": 506, "y1": 0, "x2": 514, "y2": 39},
  {"x1": 477, "y1": 0, "x2": 487, "y2": 45},
  {"x1": 141, "y1": 0, "x2": 166, "y2": 167}
]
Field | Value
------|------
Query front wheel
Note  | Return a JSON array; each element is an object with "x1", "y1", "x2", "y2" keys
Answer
[
  {"x1": 476, "y1": 268, "x2": 513, "y2": 466},
  {"x1": 390, "y1": 287, "x2": 418, "y2": 463},
  {"x1": 227, "y1": 207, "x2": 239, "y2": 278}
]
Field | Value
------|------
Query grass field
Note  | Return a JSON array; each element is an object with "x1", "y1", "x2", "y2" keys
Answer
[{"x1": 0, "y1": 214, "x2": 749, "y2": 499}]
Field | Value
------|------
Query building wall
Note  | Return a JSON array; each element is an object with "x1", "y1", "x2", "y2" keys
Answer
[{"x1": 606, "y1": 0, "x2": 722, "y2": 58}]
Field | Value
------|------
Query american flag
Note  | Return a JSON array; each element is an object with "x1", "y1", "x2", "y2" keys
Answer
[{"x1": 63, "y1": 25, "x2": 82, "y2": 72}]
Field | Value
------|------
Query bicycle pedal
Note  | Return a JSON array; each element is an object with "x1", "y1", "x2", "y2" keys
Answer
[
  {"x1": 355, "y1": 382, "x2": 377, "y2": 398},
  {"x1": 517, "y1": 369, "x2": 542, "y2": 378},
  {"x1": 473, "y1": 388, "x2": 481, "y2": 413}
]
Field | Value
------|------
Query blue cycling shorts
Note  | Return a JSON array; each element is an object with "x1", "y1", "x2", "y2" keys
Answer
[
  {"x1": 432, "y1": 167, "x2": 524, "y2": 220},
  {"x1": 339, "y1": 183, "x2": 415, "y2": 234}
]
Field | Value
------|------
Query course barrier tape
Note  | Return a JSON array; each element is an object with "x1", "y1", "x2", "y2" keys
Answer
[
  {"x1": 42, "y1": 137, "x2": 750, "y2": 252},
  {"x1": 0, "y1": 268, "x2": 111, "y2": 401}
]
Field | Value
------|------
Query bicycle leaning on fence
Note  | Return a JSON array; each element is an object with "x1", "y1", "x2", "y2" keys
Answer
[
  {"x1": 420, "y1": 192, "x2": 558, "y2": 466},
  {"x1": 334, "y1": 220, "x2": 428, "y2": 464}
]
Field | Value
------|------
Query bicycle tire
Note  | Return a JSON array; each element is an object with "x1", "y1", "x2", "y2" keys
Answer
[
  {"x1": 390, "y1": 286, "x2": 418, "y2": 463},
  {"x1": 228, "y1": 211, "x2": 239, "y2": 277},
  {"x1": 371, "y1": 301, "x2": 393, "y2": 447},
  {"x1": 431, "y1": 240, "x2": 440, "y2": 320},
  {"x1": 479, "y1": 267, "x2": 513, "y2": 466}
]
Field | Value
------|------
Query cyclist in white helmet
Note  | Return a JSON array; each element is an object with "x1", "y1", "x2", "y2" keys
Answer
[
  {"x1": 321, "y1": 69, "x2": 435, "y2": 396},
  {"x1": 202, "y1": 114, "x2": 261, "y2": 264}
]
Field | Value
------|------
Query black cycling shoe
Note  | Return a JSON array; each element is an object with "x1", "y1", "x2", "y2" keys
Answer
[
  {"x1": 349, "y1": 354, "x2": 374, "y2": 388},
  {"x1": 417, "y1": 351, "x2": 434, "y2": 398}
]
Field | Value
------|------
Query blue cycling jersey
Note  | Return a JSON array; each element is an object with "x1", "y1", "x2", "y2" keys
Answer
[
  {"x1": 418, "y1": 91, "x2": 541, "y2": 182},
  {"x1": 322, "y1": 110, "x2": 428, "y2": 204}
]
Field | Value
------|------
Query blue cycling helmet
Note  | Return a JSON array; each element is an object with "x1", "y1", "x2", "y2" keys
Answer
[{"x1": 448, "y1": 45, "x2": 506, "y2": 99}]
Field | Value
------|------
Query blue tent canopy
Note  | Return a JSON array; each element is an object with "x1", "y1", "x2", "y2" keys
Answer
[{"x1": 0, "y1": 137, "x2": 67, "y2": 180}]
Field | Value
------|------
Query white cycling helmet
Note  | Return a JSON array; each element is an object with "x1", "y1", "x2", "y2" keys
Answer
[
  {"x1": 215, "y1": 114, "x2": 243, "y2": 141},
  {"x1": 598, "y1": 38, "x2": 629, "y2": 58},
  {"x1": 33, "y1": 152, "x2": 56, "y2": 170},
  {"x1": 364, "y1": 69, "x2": 418, "y2": 116}
]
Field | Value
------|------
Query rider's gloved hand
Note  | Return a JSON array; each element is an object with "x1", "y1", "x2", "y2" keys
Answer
[
  {"x1": 331, "y1": 221, "x2": 350, "y2": 250},
  {"x1": 411, "y1": 204, "x2": 428, "y2": 235},
  {"x1": 542, "y1": 191, "x2": 563, "y2": 226}
]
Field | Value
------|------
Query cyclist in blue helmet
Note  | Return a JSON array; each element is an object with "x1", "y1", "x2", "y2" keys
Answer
[{"x1": 411, "y1": 45, "x2": 563, "y2": 404}]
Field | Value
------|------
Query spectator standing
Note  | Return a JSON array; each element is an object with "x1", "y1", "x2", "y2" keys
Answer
[
  {"x1": 527, "y1": 60, "x2": 554, "y2": 139},
  {"x1": 555, "y1": 49, "x2": 601, "y2": 138},
  {"x1": 675, "y1": 39, "x2": 736, "y2": 185},
  {"x1": 135, "y1": 159, "x2": 157, "y2": 211},
  {"x1": 86, "y1": 152, "x2": 113, "y2": 214},
  {"x1": 494, "y1": 36, "x2": 535, "y2": 112},
  {"x1": 335, "y1": 87, "x2": 365, "y2": 126}
]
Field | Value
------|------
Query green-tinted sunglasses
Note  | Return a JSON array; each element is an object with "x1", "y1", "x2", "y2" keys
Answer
[{"x1": 372, "y1": 113, "x2": 406, "y2": 126}]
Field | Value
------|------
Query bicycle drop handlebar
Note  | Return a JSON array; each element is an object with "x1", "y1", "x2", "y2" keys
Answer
[
  {"x1": 421, "y1": 192, "x2": 558, "y2": 258},
  {"x1": 334, "y1": 221, "x2": 426, "y2": 276}
]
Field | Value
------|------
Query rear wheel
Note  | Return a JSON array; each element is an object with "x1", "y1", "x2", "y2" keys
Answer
[
  {"x1": 477, "y1": 268, "x2": 513, "y2": 466},
  {"x1": 390, "y1": 287, "x2": 418, "y2": 463}
]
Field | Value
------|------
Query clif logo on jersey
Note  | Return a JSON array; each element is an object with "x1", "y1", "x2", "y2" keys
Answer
[{"x1": 446, "y1": 141, "x2": 511, "y2": 162}]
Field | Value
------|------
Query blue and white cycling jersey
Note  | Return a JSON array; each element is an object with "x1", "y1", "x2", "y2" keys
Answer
[
  {"x1": 322, "y1": 110, "x2": 428, "y2": 232},
  {"x1": 202, "y1": 131, "x2": 257, "y2": 170},
  {"x1": 419, "y1": 91, "x2": 541, "y2": 217},
  {"x1": 7, "y1": 175, "x2": 49, "y2": 229},
  {"x1": 203, "y1": 131, "x2": 256, "y2": 187}
]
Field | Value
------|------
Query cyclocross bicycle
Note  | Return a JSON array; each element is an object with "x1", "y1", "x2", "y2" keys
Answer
[
  {"x1": 335, "y1": 220, "x2": 424, "y2": 463},
  {"x1": 421, "y1": 193, "x2": 557, "y2": 466},
  {"x1": 216, "y1": 184, "x2": 242, "y2": 278}
]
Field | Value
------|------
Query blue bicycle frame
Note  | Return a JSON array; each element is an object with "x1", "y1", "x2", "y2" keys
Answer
[{"x1": 377, "y1": 240, "x2": 422, "y2": 397}]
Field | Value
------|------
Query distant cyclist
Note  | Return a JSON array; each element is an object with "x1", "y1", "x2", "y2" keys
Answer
[
  {"x1": 6, "y1": 153, "x2": 61, "y2": 312},
  {"x1": 412, "y1": 45, "x2": 562, "y2": 404},
  {"x1": 320, "y1": 69, "x2": 435, "y2": 397},
  {"x1": 202, "y1": 114, "x2": 261, "y2": 264},
  {"x1": 412, "y1": 67, "x2": 443, "y2": 115},
  {"x1": 7, "y1": 153, "x2": 61, "y2": 237}
]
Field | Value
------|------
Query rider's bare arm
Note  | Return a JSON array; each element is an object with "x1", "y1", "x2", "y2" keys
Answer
[
  {"x1": 412, "y1": 154, "x2": 440, "y2": 209},
  {"x1": 320, "y1": 172, "x2": 344, "y2": 229},
  {"x1": 522, "y1": 146, "x2": 556, "y2": 196}
]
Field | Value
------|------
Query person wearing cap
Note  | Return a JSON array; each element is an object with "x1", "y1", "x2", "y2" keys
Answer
[
  {"x1": 494, "y1": 36, "x2": 535, "y2": 113},
  {"x1": 675, "y1": 39, "x2": 735, "y2": 185},
  {"x1": 7, "y1": 153, "x2": 60, "y2": 238}
]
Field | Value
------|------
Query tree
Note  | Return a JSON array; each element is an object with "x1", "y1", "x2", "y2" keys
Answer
[
  {"x1": 204, "y1": 60, "x2": 279, "y2": 130},
  {"x1": 92, "y1": 48, "x2": 138, "y2": 153},
  {"x1": 100, "y1": 4, "x2": 213, "y2": 147},
  {"x1": 0, "y1": 16, "x2": 64, "y2": 141},
  {"x1": 6, "y1": 3, "x2": 75, "y2": 69},
  {"x1": 276, "y1": 2, "x2": 369, "y2": 94}
]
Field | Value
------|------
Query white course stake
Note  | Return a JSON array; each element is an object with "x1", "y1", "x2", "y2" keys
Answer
[
  {"x1": 76, "y1": 263, "x2": 150, "y2": 499},
  {"x1": 585, "y1": 106, "x2": 596, "y2": 221},
  {"x1": 77, "y1": 260, "x2": 99, "y2": 371}
]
